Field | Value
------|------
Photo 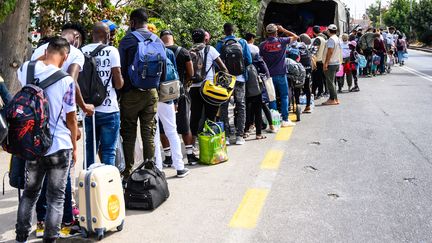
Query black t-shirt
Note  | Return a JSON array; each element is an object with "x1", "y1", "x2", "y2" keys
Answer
[{"x1": 167, "y1": 45, "x2": 191, "y2": 84}]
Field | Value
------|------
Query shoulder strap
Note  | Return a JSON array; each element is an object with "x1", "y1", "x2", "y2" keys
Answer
[
  {"x1": 131, "y1": 31, "x2": 146, "y2": 43},
  {"x1": 174, "y1": 47, "x2": 182, "y2": 59},
  {"x1": 203, "y1": 45, "x2": 212, "y2": 75},
  {"x1": 38, "y1": 70, "x2": 69, "y2": 90},
  {"x1": 26, "y1": 61, "x2": 37, "y2": 84},
  {"x1": 89, "y1": 44, "x2": 108, "y2": 57}
]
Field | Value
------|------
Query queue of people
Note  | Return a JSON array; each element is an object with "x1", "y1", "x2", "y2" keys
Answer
[{"x1": 1, "y1": 6, "x2": 409, "y2": 242}]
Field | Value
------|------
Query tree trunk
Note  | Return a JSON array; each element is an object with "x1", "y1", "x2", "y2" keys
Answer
[{"x1": 0, "y1": 0, "x2": 31, "y2": 94}]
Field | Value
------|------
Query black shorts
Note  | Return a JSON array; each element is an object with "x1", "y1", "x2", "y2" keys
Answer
[{"x1": 160, "y1": 94, "x2": 191, "y2": 135}]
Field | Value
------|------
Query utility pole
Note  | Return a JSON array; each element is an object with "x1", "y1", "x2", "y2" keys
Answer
[{"x1": 379, "y1": 0, "x2": 382, "y2": 27}]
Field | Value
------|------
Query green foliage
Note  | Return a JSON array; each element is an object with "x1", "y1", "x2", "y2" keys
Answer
[
  {"x1": 420, "y1": 30, "x2": 432, "y2": 45},
  {"x1": 383, "y1": 0, "x2": 410, "y2": 34},
  {"x1": 0, "y1": 0, "x2": 17, "y2": 23},
  {"x1": 366, "y1": 0, "x2": 385, "y2": 27},
  {"x1": 410, "y1": 0, "x2": 432, "y2": 38}
]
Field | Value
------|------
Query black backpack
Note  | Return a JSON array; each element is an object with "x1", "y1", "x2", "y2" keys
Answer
[
  {"x1": 299, "y1": 46, "x2": 312, "y2": 69},
  {"x1": 124, "y1": 161, "x2": 170, "y2": 210},
  {"x1": 78, "y1": 45, "x2": 109, "y2": 107},
  {"x1": 220, "y1": 38, "x2": 245, "y2": 76},
  {"x1": 190, "y1": 44, "x2": 210, "y2": 84}
]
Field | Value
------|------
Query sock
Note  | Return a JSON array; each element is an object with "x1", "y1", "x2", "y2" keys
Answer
[
  {"x1": 185, "y1": 145, "x2": 193, "y2": 155},
  {"x1": 163, "y1": 147, "x2": 171, "y2": 157}
]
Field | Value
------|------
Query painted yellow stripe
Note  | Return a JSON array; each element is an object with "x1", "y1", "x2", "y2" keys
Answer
[
  {"x1": 275, "y1": 127, "x2": 294, "y2": 141},
  {"x1": 229, "y1": 188, "x2": 269, "y2": 229},
  {"x1": 289, "y1": 114, "x2": 297, "y2": 121},
  {"x1": 260, "y1": 149, "x2": 284, "y2": 170}
]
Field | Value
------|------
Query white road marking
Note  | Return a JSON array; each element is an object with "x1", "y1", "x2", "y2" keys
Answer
[{"x1": 400, "y1": 66, "x2": 432, "y2": 82}]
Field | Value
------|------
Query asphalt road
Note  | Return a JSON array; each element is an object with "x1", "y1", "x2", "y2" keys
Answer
[{"x1": 0, "y1": 49, "x2": 432, "y2": 242}]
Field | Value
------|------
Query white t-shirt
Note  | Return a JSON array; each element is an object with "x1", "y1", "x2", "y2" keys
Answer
[
  {"x1": 31, "y1": 43, "x2": 85, "y2": 72},
  {"x1": 17, "y1": 61, "x2": 76, "y2": 156},
  {"x1": 81, "y1": 43, "x2": 121, "y2": 113},
  {"x1": 248, "y1": 43, "x2": 260, "y2": 55},
  {"x1": 191, "y1": 45, "x2": 220, "y2": 88}
]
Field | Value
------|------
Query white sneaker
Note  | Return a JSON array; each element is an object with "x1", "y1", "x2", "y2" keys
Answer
[
  {"x1": 281, "y1": 120, "x2": 296, "y2": 127},
  {"x1": 235, "y1": 136, "x2": 245, "y2": 145},
  {"x1": 226, "y1": 140, "x2": 231, "y2": 146}
]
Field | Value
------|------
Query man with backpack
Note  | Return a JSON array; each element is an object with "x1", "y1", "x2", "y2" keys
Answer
[
  {"x1": 259, "y1": 24, "x2": 298, "y2": 127},
  {"x1": 159, "y1": 30, "x2": 199, "y2": 166},
  {"x1": 118, "y1": 8, "x2": 166, "y2": 178},
  {"x1": 81, "y1": 22, "x2": 124, "y2": 167},
  {"x1": 216, "y1": 23, "x2": 252, "y2": 145},
  {"x1": 14, "y1": 37, "x2": 78, "y2": 243},
  {"x1": 189, "y1": 28, "x2": 228, "y2": 140}
]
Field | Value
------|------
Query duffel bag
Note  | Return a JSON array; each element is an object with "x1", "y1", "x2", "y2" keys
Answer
[
  {"x1": 200, "y1": 72, "x2": 235, "y2": 106},
  {"x1": 124, "y1": 161, "x2": 170, "y2": 210}
]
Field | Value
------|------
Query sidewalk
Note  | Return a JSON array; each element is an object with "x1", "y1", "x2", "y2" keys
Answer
[{"x1": 408, "y1": 43, "x2": 432, "y2": 53}]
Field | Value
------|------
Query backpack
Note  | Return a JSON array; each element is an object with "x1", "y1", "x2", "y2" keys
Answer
[
  {"x1": 285, "y1": 58, "x2": 306, "y2": 88},
  {"x1": 190, "y1": 44, "x2": 210, "y2": 84},
  {"x1": 159, "y1": 49, "x2": 180, "y2": 102},
  {"x1": 396, "y1": 39, "x2": 404, "y2": 51},
  {"x1": 128, "y1": 31, "x2": 167, "y2": 90},
  {"x1": 78, "y1": 44, "x2": 109, "y2": 107},
  {"x1": 3, "y1": 61, "x2": 68, "y2": 160},
  {"x1": 373, "y1": 55, "x2": 381, "y2": 65},
  {"x1": 299, "y1": 46, "x2": 312, "y2": 68},
  {"x1": 220, "y1": 38, "x2": 245, "y2": 76},
  {"x1": 246, "y1": 64, "x2": 261, "y2": 97}
]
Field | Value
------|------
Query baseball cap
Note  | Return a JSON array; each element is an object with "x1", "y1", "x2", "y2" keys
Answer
[
  {"x1": 312, "y1": 25, "x2": 321, "y2": 34},
  {"x1": 266, "y1": 24, "x2": 278, "y2": 34},
  {"x1": 328, "y1": 24, "x2": 337, "y2": 31},
  {"x1": 349, "y1": 41, "x2": 357, "y2": 47},
  {"x1": 160, "y1": 30, "x2": 173, "y2": 38},
  {"x1": 101, "y1": 19, "x2": 117, "y2": 32}
]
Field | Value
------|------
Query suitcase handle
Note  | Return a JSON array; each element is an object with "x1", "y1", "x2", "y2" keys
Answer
[{"x1": 82, "y1": 111, "x2": 97, "y2": 170}]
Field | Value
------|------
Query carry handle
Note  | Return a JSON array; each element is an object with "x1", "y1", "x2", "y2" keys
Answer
[
  {"x1": 81, "y1": 111, "x2": 97, "y2": 170},
  {"x1": 203, "y1": 120, "x2": 222, "y2": 136}
]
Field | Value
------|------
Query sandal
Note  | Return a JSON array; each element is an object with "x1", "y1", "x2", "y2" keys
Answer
[
  {"x1": 256, "y1": 135, "x2": 267, "y2": 140},
  {"x1": 243, "y1": 133, "x2": 250, "y2": 139}
]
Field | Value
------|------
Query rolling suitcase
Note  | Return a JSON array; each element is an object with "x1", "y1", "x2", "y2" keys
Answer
[{"x1": 78, "y1": 114, "x2": 125, "y2": 240}]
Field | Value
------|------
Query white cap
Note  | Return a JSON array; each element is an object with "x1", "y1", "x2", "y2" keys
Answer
[{"x1": 328, "y1": 24, "x2": 338, "y2": 31}]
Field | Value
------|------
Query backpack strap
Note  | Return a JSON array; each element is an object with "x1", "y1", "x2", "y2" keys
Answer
[
  {"x1": 89, "y1": 44, "x2": 108, "y2": 57},
  {"x1": 26, "y1": 61, "x2": 37, "y2": 85},
  {"x1": 203, "y1": 45, "x2": 212, "y2": 76},
  {"x1": 37, "y1": 70, "x2": 69, "y2": 90},
  {"x1": 174, "y1": 47, "x2": 182, "y2": 59},
  {"x1": 131, "y1": 31, "x2": 156, "y2": 43}
]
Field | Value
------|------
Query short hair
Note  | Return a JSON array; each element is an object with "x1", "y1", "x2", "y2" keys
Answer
[
  {"x1": 62, "y1": 22, "x2": 86, "y2": 44},
  {"x1": 245, "y1": 32, "x2": 256, "y2": 41},
  {"x1": 192, "y1": 28, "x2": 206, "y2": 43},
  {"x1": 223, "y1": 23, "x2": 234, "y2": 33},
  {"x1": 47, "y1": 36, "x2": 70, "y2": 55},
  {"x1": 389, "y1": 26, "x2": 395, "y2": 30},
  {"x1": 328, "y1": 29, "x2": 337, "y2": 34},
  {"x1": 312, "y1": 25, "x2": 321, "y2": 34},
  {"x1": 130, "y1": 8, "x2": 148, "y2": 26}
]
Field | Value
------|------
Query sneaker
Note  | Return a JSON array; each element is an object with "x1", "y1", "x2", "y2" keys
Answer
[
  {"x1": 226, "y1": 139, "x2": 231, "y2": 146},
  {"x1": 59, "y1": 222, "x2": 81, "y2": 239},
  {"x1": 163, "y1": 156, "x2": 173, "y2": 168},
  {"x1": 235, "y1": 136, "x2": 246, "y2": 145},
  {"x1": 187, "y1": 153, "x2": 199, "y2": 166},
  {"x1": 177, "y1": 168, "x2": 190, "y2": 178},
  {"x1": 36, "y1": 221, "x2": 44, "y2": 238},
  {"x1": 281, "y1": 120, "x2": 296, "y2": 127},
  {"x1": 350, "y1": 86, "x2": 360, "y2": 92}
]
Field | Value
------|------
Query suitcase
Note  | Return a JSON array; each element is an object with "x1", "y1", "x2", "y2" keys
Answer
[{"x1": 78, "y1": 114, "x2": 126, "y2": 240}]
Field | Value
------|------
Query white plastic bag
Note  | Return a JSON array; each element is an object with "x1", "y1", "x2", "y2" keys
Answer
[
  {"x1": 264, "y1": 77, "x2": 276, "y2": 102},
  {"x1": 134, "y1": 137, "x2": 144, "y2": 164}
]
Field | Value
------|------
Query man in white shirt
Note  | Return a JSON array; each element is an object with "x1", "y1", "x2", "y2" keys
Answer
[
  {"x1": 15, "y1": 37, "x2": 78, "y2": 243},
  {"x1": 81, "y1": 22, "x2": 124, "y2": 167},
  {"x1": 245, "y1": 32, "x2": 260, "y2": 55},
  {"x1": 323, "y1": 24, "x2": 342, "y2": 105}
]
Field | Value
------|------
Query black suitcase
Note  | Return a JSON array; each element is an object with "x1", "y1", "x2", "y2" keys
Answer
[{"x1": 124, "y1": 161, "x2": 169, "y2": 210}]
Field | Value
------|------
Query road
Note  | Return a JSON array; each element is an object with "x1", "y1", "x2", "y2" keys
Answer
[{"x1": 1, "y1": 49, "x2": 432, "y2": 242}]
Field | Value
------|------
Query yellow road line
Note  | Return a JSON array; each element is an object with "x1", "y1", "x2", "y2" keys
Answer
[
  {"x1": 275, "y1": 127, "x2": 294, "y2": 141},
  {"x1": 260, "y1": 149, "x2": 284, "y2": 170},
  {"x1": 229, "y1": 188, "x2": 269, "y2": 229}
]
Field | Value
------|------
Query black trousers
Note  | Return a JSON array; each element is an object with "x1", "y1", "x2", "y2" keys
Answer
[
  {"x1": 312, "y1": 62, "x2": 325, "y2": 96},
  {"x1": 189, "y1": 87, "x2": 219, "y2": 136},
  {"x1": 294, "y1": 71, "x2": 312, "y2": 107},
  {"x1": 245, "y1": 94, "x2": 263, "y2": 136}
]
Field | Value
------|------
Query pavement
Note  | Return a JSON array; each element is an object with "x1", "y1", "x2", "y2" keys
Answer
[{"x1": 1, "y1": 49, "x2": 432, "y2": 242}]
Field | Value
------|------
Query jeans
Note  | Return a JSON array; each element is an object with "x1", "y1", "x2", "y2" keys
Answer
[
  {"x1": 377, "y1": 53, "x2": 386, "y2": 74},
  {"x1": 36, "y1": 167, "x2": 73, "y2": 224},
  {"x1": 85, "y1": 111, "x2": 120, "y2": 167},
  {"x1": 0, "y1": 83, "x2": 12, "y2": 105},
  {"x1": 397, "y1": 51, "x2": 405, "y2": 64},
  {"x1": 16, "y1": 149, "x2": 72, "y2": 242},
  {"x1": 189, "y1": 87, "x2": 219, "y2": 136},
  {"x1": 120, "y1": 89, "x2": 158, "y2": 178},
  {"x1": 220, "y1": 82, "x2": 246, "y2": 137},
  {"x1": 269, "y1": 74, "x2": 289, "y2": 121},
  {"x1": 324, "y1": 65, "x2": 339, "y2": 100},
  {"x1": 154, "y1": 102, "x2": 184, "y2": 171}
]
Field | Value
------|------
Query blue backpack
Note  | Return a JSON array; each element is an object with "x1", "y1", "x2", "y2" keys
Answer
[
  {"x1": 165, "y1": 49, "x2": 179, "y2": 81},
  {"x1": 128, "y1": 31, "x2": 167, "y2": 89}
]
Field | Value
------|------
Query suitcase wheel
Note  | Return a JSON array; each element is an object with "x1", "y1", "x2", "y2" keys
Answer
[
  {"x1": 96, "y1": 228, "x2": 104, "y2": 241},
  {"x1": 117, "y1": 220, "x2": 124, "y2": 231}
]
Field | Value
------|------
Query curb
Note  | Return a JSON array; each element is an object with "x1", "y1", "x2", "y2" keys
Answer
[{"x1": 408, "y1": 46, "x2": 432, "y2": 53}]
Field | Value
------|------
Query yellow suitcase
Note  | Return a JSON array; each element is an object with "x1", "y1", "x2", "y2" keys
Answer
[{"x1": 78, "y1": 114, "x2": 126, "y2": 240}]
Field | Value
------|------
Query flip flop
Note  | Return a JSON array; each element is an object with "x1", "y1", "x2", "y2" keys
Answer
[{"x1": 256, "y1": 135, "x2": 267, "y2": 140}]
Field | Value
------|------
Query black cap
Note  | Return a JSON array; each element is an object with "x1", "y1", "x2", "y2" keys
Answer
[
  {"x1": 160, "y1": 30, "x2": 173, "y2": 38},
  {"x1": 312, "y1": 25, "x2": 321, "y2": 34}
]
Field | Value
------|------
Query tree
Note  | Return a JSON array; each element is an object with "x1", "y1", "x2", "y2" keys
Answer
[
  {"x1": 366, "y1": 0, "x2": 382, "y2": 26},
  {"x1": 383, "y1": 0, "x2": 410, "y2": 34},
  {"x1": 0, "y1": 0, "x2": 30, "y2": 93},
  {"x1": 410, "y1": 0, "x2": 432, "y2": 33}
]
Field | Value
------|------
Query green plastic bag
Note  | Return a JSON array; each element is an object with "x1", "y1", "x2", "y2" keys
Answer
[{"x1": 198, "y1": 120, "x2": 228, "y2": 165}]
